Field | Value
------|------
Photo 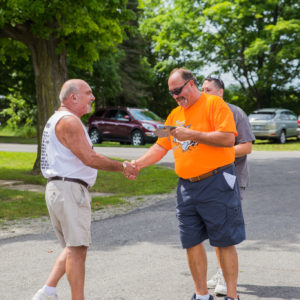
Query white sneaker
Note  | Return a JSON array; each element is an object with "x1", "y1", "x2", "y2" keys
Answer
[
  {"x1": 32, "y1": 289, "x2": 58, "y2": 300},
  {"x1": 214, "y1": 272, "x2": 227, "y2": 296},
  {"x1": 207, "y1": 269, "x2": 222, "y2": 288}
]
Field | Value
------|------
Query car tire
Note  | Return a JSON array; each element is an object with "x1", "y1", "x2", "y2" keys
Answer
[
  {"x1": 278, "y1": 130, "x2": 286, "y2": 144},
  {"x1": 89, "y1": 128, "x2": 102, "y2": 144},
  {"x1": 130, "y1": 130, "x2": 145, "y2": 146}
]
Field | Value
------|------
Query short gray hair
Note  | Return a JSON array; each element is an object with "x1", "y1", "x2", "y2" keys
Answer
[{"x1": 59, "y1": 80, "x2": 80, "y2": 102}]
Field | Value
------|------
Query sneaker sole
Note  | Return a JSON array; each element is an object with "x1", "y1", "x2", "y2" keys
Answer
[
  {"x1": 207, "y1": 283, "x2": 217, "y2": 289},
  {"x1": 214, "y1": 285, "x2": 227, "y2": 296}
]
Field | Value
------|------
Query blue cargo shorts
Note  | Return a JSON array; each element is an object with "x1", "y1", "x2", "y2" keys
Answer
[{"x1": 176, "y1": 164, "x2": 246, "y2": 249}]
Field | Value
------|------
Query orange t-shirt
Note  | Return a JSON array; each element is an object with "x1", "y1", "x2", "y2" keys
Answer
[{"x1": 157, "y1": 93, "x2": 237, "y2": 179}]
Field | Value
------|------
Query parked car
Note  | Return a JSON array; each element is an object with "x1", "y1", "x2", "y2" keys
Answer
[
  {"x1": 87, "y1": 107, "x2": 164, "y2": 145},
  {"x1": 297, "y1": 116, "x2": 300, "y2": 138},
  {"x1": 248, "y1": 108, "x2": 298, "y2": 144}
]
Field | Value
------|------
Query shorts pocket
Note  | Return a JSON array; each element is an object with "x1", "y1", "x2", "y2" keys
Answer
[
  {"x1": 71, "y1": 184, "x2": 89, "y2": 207},
  {"x1": 227, "y1": 205, "x2": 244, "y2": 225}
]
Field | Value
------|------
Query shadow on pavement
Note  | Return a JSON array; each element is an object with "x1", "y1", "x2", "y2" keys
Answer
[{"x1": 238, "y1": 284, "x2": 300, "y2": 299}]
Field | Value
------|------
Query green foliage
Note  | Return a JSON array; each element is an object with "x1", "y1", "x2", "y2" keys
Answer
[
  {"x1": 139, "y1": 0, "x2": 300, "y2": 109},
  {"x1": 0, "y1": 0, "x2": 133, "y2": 72},
  {"x1": 0, "y1": 90, "x2": 37, "y2": 129}
]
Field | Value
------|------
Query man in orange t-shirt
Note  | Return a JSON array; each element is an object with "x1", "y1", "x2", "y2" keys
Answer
[{"x1": 132, "y1": 68, "x2": 245, "y2": 300}]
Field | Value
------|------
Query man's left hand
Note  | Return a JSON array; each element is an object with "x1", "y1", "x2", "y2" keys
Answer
[{"x1": 170, "y1": 127, "x2": 193, "y2": 141}]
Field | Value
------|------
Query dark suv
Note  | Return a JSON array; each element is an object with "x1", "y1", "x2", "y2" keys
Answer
[{"x1": 87, "y1": 107, "x2": 164, "y2": 145}]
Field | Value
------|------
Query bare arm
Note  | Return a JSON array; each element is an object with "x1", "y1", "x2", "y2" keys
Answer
[
  {"x1": 55, "y1": 116, "x2": 137, "y2": 177},
  {"x1": 170, "y1": 127, "x2": 235, "y2": 147},
  {"x1": 133, "y1": 144, "x2": 168, "y2": 169},
  {"x1": 234, "y1": 141, "x2": 252, "y2": 158}
]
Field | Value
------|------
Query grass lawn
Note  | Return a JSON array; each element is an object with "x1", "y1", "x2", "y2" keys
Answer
[
  {"x1": 1, "y1": 134, "x2": 299, "y2": 150},
  {"x1": 252, "y1": 138, "x2": 300, "y2": 151},
  {"x1": 0, "y1": 135, "x2": 153, "y2": 148},
  {"x1": 0, "y1": 152, "x2": 178, "y2": 222}
]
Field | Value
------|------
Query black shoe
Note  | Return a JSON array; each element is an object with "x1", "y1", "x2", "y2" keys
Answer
[
  {"x1": 191, "y1": 294, "x2": 214, "y2": 300},
  {"x1": 224, "y1": 297, "x2": 240, "y2": 300}
]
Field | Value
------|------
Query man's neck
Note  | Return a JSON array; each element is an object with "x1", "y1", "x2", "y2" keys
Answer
[{"x1": 59, "y1": 105, "x2": 80, "y2": 118}]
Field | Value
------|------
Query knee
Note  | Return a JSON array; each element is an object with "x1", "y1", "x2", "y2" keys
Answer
[{"x1": 66, "y1": 246, "x2": 88, "y2": 261}]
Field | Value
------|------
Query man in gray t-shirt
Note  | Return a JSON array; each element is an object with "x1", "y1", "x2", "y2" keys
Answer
[{"x1": 201, "y1": 76, "x2": 255, "y2": 297}]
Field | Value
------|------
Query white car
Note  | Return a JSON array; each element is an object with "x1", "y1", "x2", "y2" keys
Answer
[{"x1": 248, "y1": 108, "x2": 298, "y2": 144}]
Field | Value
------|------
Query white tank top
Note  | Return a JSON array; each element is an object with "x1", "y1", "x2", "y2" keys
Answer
[{"x1": 41, "y1": 110, "x2": 97, "y2": 186}]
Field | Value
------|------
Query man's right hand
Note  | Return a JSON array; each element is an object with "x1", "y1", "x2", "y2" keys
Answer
[{"x1": 123, "y1": 161, "x2": 139, "y2": 180}]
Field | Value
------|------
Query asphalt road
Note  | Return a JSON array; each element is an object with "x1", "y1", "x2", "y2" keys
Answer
[{"x1": 0, "y1": 145, "x2": 300, "y2": 299}]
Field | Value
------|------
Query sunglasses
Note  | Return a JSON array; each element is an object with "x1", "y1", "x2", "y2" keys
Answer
[{"x1": 169, "y1": 80, "x2": 190, "y2": 96}]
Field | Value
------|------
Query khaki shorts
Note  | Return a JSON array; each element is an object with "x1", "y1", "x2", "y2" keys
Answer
[{"x1": 45, "y1": 180, "x2": 91, "y2": 248}]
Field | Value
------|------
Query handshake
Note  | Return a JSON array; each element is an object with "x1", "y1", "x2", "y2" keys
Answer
[{"x1": 122, "y1": 160, "x2": 139, "y2": 180}]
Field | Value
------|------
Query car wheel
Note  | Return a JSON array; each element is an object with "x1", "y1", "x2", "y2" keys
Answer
[
  {"x1": 131, "y1": 130, "x2": 145, "y2": 146},
  {"x1": 278, "y1": 130, "x2": 286, "y2": 144},
  {"x1": 89, "y1": 128, "x2": 102, "y2": 144}
]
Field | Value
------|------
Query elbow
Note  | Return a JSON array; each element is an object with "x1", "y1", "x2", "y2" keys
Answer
[
  {"x1": 226, "y1": 135, "x2": 235, "y2": 147},
  {"x1": 246, "y1": 144, "x2": 253, "y2": 155},
  {"x1": 81, "y1": 153, "x2": 97, "y2": 168}
]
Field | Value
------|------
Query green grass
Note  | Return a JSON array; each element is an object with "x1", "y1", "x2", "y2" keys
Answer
[
  {"x1": 0, "y1": 188, "x2": 47, "y2": 221},
  {"x1": 0, "y1": 151, "x2": 178, "y2": 222},
  {"x1": 0, "y1": 135, "x2": 37, "y2": 144},
  {"x1": 1, "y1": 132, "x2": 299, "y2": 150},
  {"x1": 0, "y1": 126, "x2": 37, "y2": 139},
  {"x1": 0, "y1": 135, "x2": 153, "y2": 147},
  {"x1": 252, "y1": 138, "x2": 300, "y2": 151}
]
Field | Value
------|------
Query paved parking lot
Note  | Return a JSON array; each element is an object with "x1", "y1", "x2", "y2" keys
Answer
[{"x1": 0, "y1": 146, "x2": 300, "y2": 299}]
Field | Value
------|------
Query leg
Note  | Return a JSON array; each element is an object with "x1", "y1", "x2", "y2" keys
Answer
[
  {"x1": 45, "y1": 248, "x2": 68, "y2": 287},
  {"x1": 186, "y1": 243, "x2": 208, "y2": 295},
  {"x1": 218, "y1": 245, "x2": 238, "y2": 298},
  {"x1": 214, "y1": 247, "x2": 222, "y2": 268},
  {"x1": 65, "y1": 246, "x2": 88, "y2": 300}
]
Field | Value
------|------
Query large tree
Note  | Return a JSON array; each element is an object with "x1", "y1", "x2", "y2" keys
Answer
[
  {"x1": 139, "y1": 0, "x2": 300, "y2": 109},
  {"x1": 0, "y1": 0, "x2": 132, "y2": 172}
]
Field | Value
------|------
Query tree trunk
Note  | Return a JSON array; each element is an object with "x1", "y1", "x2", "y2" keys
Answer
[
  {"x1": 0, "y1": 25, "x2": 68, "y2": 174},
  {"x1": 29, "y1": 36, "x2": 68, "y2": 174}
]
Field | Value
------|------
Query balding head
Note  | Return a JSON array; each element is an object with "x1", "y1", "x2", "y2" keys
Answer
[
  {"x1": 59, "y1": 79, "x2": 87, "y2": 102},
  {"x1": 169, "y1": 68, "x2": 197, "y2": 86}
]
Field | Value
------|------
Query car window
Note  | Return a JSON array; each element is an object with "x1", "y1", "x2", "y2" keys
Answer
[
  {"x1": 279, "y1": 112, "x2": 289, "y2": 120},
  {"x1": 94, "y1": 109, "x2": 105, "y2": 117},
  {"x1": 248, "y1": 112, "x2": 275, "y2": 120},
  {"x1": 104, "y1": 110, "x2": 118, "y2": 119},
  {"x1": 129, "y1": 109, "x2": 162, "y2": 121},
  {"x1": 116, "y1": 110, "x2": 130, "y2": 121},
  {"x1": 287, "y1": 113, "x2": 297, "y2": 120}
]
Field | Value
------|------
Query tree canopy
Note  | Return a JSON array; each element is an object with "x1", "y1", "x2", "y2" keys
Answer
[
  {"x1": 139, "y1": 0, "x2": 300, "y2": 109},
  {"x1": 0, "y1": 0, "x2": 134, "y2": 172}
]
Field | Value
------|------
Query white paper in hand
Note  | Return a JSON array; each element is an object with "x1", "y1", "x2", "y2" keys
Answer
[
  {"x1": 154, "y1": 126, "x2": 176, "y2": 137},
  {"x1": 223, "y1": 172, "x2": 236, "y2": 189}
]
